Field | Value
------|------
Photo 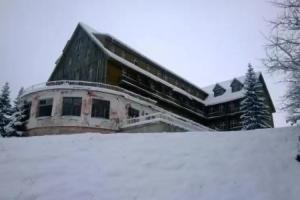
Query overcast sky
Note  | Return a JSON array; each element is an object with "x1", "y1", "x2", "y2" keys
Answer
[{"x1": 0, "y1": 0, "x2": 289, "y2": 127}]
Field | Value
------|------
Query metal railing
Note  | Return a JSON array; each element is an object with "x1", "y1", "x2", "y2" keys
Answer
[
  {"x1": 120, "y1": 112, "x2": 212, "y2": 131},
  {"x1": 23, "y1": 80, "x2": 156, "y2": 104}
]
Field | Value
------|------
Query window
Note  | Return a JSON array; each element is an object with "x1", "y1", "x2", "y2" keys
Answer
[
  {"x1": 150, "y1": 82, "x2": 155, "y2": 90},
  {"x1": 91, "y1": 99, "x2": 110, "y2": 119},
  {"x1": 62, "y1": 97, "x2": 82, "y2": 116},
  {"x1": 213, "y1": 84, "x2": 226, "y2": 97},
  {"x1": 229, "y1": 102, "x2": 240, "y2": 112},
  {"x1": 232, "y1": 84, "x2": 242, "y2": 92},
  {"x1": 157, "y1": 70, "x2": 161, "y2": 77},
  {"x1": 218, "y1": 104, "x2": 224, "y2": 113},
  {"x1": 231, "y1": 79, "x2": 243, "y2": 93},
  {"x1": 218, "y1": 121, "x2": 226, "y2": 130},
  {"x1": 209, "y1": 106, "x2": 215, "y2": 113},
  {"x1": 37, "y1": 98, "x2": 53, "y2": 117},
  {"x1": 137, "y1": 75, "x2": 143, "y2": 84},
  {"x1": 115, "y1": 46, "x2": 122, "y2": 56},
  {"x1": 230, "y1": 119, "x2": 239, "y2": 128},
  {"x1": 128, "y1": 107, "x2": 139, "y2": 118},
  {"x1": 214, "y1": 89, "x2": 225, "y2": 97},
  {"x1": 24, "y1": 101, "x2": 31, "y2": 120},
  {"x1": 133, "y1": 58, "x2": 139, "y2": 65}
]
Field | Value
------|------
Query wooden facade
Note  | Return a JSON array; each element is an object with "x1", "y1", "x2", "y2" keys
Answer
[
  {"x1": 49, "y1": 27, "x2": 107, "y2": 83},
  {"x1": 48, "y1": 23, "x2": 275, "y2": 131}
]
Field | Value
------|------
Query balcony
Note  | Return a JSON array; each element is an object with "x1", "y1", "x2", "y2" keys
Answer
[
  {"x1": 120, "y1": 74, "x2": 206, "y2": 117},
  {"x1": 23, "y1": 80, "x2": 156, "y2": 104}
]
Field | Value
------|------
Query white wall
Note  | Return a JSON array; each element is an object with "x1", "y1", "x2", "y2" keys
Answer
[{"x1": 22, "y1": 88, "x2": 159, "y2": 132}]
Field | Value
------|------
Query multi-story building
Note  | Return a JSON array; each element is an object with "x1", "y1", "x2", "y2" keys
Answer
[{"x1": 21, "y1": 23, "x2": 275, "y2": 135}]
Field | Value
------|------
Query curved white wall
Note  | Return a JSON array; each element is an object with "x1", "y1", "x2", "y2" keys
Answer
[{"x1": 22, "y1": 86, "x2": 159, "y2": 135}]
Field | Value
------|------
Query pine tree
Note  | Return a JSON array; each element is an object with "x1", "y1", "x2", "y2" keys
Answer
[
  {"x1": 4, "y1": 87, "x2": 27, "y2": 137},
  {"x1": 240, "y1": 64, "x2": 272, "y2": 130},
  {"x1": 0, "y1": 82, "x2": 12, "y2": 137},
  {"x1": 12, "y1": 87, "x2": 24, "y2": 113}
]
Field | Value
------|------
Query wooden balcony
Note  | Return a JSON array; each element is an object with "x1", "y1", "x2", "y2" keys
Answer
[{"x1": 119, "y1": 74, "x2": 206, "y2": 118}]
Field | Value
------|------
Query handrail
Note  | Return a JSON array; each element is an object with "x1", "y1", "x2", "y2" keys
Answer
[
  {"x1": 121, "y1": 112, "x2": 212, "y2": 131},
  {"x1": 22, "y1": 80, "x2": 156, "y2": 104}
]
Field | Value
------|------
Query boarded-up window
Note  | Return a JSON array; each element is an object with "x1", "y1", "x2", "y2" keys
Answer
[
  {"x1": 62, "y1": 97, "x2": 82, "y2": 116},
  {"x1": 37, "y1": 98, "x2": 53, "y2": 117},
  {"x1": 91, "y1": 99, "x2": 110, "y2": 119}
]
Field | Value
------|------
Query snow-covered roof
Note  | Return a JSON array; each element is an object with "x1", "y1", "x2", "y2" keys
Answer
[
  {"x1": 78, "y1": 22, "x2": 207, "y2": 104},
  {"x1": 71, "y1": 23, "x2": 272, "y2": 108},
  {"x1": 202, "y1": 73, "x2": 261, "y2": 105},
  {"x1": 93, "y1": 30, "x2": 208, "y2": 98}
]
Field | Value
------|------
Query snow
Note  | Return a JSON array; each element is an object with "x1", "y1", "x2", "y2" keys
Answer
[
  {"x1": 0, "y1": 127, "x2": 300, "y2": 200},
  {"x1": 79, "y1": 23, "x2": 207, "y2": 104},
  {"x1": 53, "y1": 23, "x2": 272, "y2": 107},
  {"x1": 79, "y1": 23, "x2": 208, "y2": 102},
  {"x1": 202, "y1": 73, "x2": 261, "y2": 105}
]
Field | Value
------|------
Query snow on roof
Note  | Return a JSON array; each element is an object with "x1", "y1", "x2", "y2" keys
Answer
[
  {"x1": 96, "y1": 32, "x2": 208, "y2": 97},
  {"x1": 79, "y1": 22, "x2": 207, "y2": 104},
  {"x1": 79, "y1": 23, "x2": 267, "y2": 107},
  {"x1": 202, "y1": 73, "x2": 261, "y2": 105}
]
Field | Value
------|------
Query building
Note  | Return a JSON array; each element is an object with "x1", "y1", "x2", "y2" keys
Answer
[{"x1": 21, "y1": 23, "x2": 275, "y2": 135}]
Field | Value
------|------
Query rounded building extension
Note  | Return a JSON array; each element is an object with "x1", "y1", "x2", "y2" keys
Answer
[{"x1": 22, "y1": 80, "x2": 209, "y2": 136}]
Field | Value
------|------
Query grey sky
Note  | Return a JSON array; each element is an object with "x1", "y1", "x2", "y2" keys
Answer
[{"x1": 0, "y1": 0, "x2": 288, "y2": 127}]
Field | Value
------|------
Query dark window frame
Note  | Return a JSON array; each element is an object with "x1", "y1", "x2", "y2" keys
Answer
[
  {"x1": 232, "y1": 84, "x2": 243, "y2": 92},
  {"x1": 214, "y1": 89, "x2": 225, "y2": 97},
  {"x1": 91, "y1": 99, "x2": 110, "y2": 119},
  {"x1": 37, "y1": 98, "x2": 53, "y2": 117},
  {"x1": 62, "y1": 97, "x2": 82, "y2": 116}
]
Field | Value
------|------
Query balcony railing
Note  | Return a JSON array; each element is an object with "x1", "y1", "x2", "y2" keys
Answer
[
  {"x1": 120, "y1": 112, "x2": 212, "y2": 132},
  {"x1": 23, "y1": 80, "x2": 156, "y2": 104},
  {"x1": 120, "y1": 74, "x2": 206, "y2": 116}
]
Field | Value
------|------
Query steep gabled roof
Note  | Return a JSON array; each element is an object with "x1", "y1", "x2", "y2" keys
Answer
[
  {"x1": 49, "y1": 23, "x2": 275, "y2": 112},
  {"x1": 76, "y1": 22, "x2": 208, "y2": 104}
]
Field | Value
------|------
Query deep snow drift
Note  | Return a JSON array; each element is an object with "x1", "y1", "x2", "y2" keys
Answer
[{"x1": 0, "y1": 127, "x2": 299, "y2": 200}]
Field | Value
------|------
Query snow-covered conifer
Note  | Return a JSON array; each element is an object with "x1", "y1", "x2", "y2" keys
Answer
[
  {"x1": 240, "y1": 64, "x2": 272, "y2": 130},
  {"x1": 4, "y1": 87, "x2": 27, "y2": 137},
  {"x1": 0, "y1": 82, "x2": 12, "y2": 137}
]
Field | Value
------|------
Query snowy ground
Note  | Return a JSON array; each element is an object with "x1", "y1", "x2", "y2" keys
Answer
[{"x1": 0, "y1": 127, "x2": 300, "y2": 200}]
